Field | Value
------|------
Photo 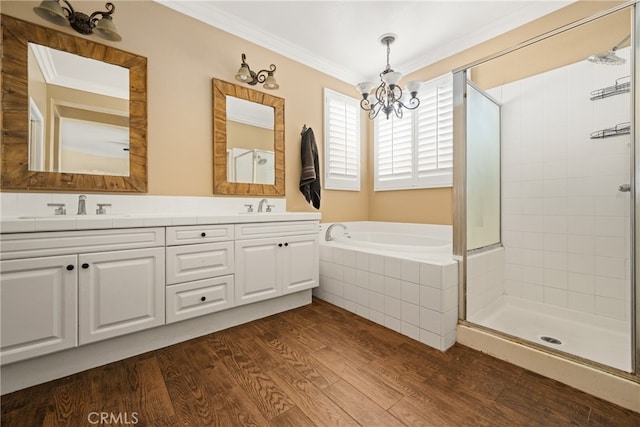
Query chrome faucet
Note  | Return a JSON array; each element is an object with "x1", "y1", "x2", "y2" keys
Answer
[
  {"x1": 77, "y1": 195, "x2": 87, "y2": 215},
  {"x1": 325, "y1": 223, "x2": 347, "y2": 241},
  {"x1": 257, "y1": 198, "x2": 268, "y2": 212}
]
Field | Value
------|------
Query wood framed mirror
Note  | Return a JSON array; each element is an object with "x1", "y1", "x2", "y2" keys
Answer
[
  {"x1": 212, "y1": 78, "x2": 285, "y2": 196},
  {"x1": 1, "y1": 14, "x2": 147, "y2": 192}
]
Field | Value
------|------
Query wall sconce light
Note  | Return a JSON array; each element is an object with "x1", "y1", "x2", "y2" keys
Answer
[
  {"x1": 235, "y1": 54, "x2": 279, "y2": 90},
  {"x1": 33, "y1": 0, "x2": 122, "y2": 41}
]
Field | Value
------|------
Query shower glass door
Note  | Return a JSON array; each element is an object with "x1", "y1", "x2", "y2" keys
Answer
[{"x1": 461, "y1": 5, "x2": 634, "y2": 372}]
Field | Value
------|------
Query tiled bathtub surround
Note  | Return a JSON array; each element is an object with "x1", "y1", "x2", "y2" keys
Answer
[
  {"x1": 486, "y1": 47, "x2": 631, "y2": 322},
  {"x1": 466, "y1": 247, "x2": 505, "y2": 318},
  {"x1": 315, "y1": 222, "x2": 459, "y2": 351}
]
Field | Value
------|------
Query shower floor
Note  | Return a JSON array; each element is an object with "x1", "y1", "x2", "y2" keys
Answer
[{"x1": 468, "y1": 296, "x2": 631, "y2": 372}]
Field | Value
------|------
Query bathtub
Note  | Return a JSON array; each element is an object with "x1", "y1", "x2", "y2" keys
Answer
[{"x1": 315, "y1": 221, "x2": 459, "y2": 351}]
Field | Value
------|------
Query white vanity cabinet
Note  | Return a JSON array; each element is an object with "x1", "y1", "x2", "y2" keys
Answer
[
  {"x1": 0, "y1": 228, "x2": 165, "y2": 363},
  {"x1": 0, "y1": 255, "x2": 78, "y2": 365},
  {"x1": 234, "y1": 221, "x2": 319, "y2": 306},
  {"x1": 165, "y1": 225, "x2": 235, "y2": 323}
]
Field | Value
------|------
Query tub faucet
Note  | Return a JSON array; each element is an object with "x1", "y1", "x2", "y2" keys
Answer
[
  {"x1": 258, "y1": 198, "x2": 268, "y2": 212},
  {"x1": 325, "y1": 223, "x2": 347, "y2": 241},
  {"x1": 77, "y1": 195, "x2": 87, "y2": 215}
]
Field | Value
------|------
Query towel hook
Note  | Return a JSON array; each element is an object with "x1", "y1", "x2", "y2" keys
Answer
[{"x1": 301, "y1": 124, "x2": 308, "y2": 136}]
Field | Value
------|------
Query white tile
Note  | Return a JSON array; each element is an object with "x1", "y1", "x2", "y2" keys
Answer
[
  {"x1": 594, "y1": 196, "x2": 626, "y2": 217},
  {"x1": 543, "y1": 251, "x2": 567, "y2": 271},
  {"x1": 343, "y1": 267, "x2": 357, "y2": 285},
  {"x1": 594, "y1": 216, "x2": 626, "y2": 237},
  {"x1": 441, "y1": 286, "x2": 458, "y2": 312},
  {"x1": 342, "y1": 249, "x2": 357, "y2": 268},
  {"x1": 401, "y1": 322, "x2": 421, "y2": 341},
  {"x1": 325, "y1": 263, "x2": 344, "y2": 281},
  {"x1": 369, "y1": 310, "x2": 385, "y2": 326},
  {"x1": 568, "y1": 235, "x2": 594, "y2": 255},
  {"x1": 544, "y1": 269, "x2": 568, "y2": 289},
  {"x1": 543, "y1": 215, "x2": 567, "y2": 234},
  {"x1": 356, "y1": 252, "x2": 370, "y2": 270},
  {"x1": 567, "y1": 216, "x2": 595, "y2": 235},
  {"x1": 567, "y1": 197, "x2": 594, "y2": 216},
  {"x1": 331, "y1": 248, "x2": 345, "y2": 265},
  {"x1": 0, "y1": 193, "x2": 18, "y2": 217},
  {"x1": 401, "y1": 302, "x2": 420, "y2": 326},
  {"x1": 521, "y1": 215, "x2": 544, "y2": 233},
  {"x1": 419, "y1": 329, "x2": 441, "y2": 350},
  {"x1": 384, "y1": 277, "x2": 401, "y2": 299},
  {"x1": 356, "y1": 269, "x2": 370, "y2": 289},
  {"x1": 401, "y1": 259, "x2": 420, "y2": 283},
  {"x1": 543, "y1": 233, "x2": 567, "y2": 252},
  {"x1": 504, "y1": 264, "x2": 522, "y2": 281},
  {"x1": 356, "y1": 288, "x2": 370, "y2": 307},
  {"x1": 355, "y1": 304, "x2": 370, "y2": 320},
  {"x1": 544, "y1": 287, "x2": 567, "y2": 307},
  {"x1": 384, "y1": 256, "x2": 403, "y2": 279},
  {"x1": 521, "y1": 266, "x2": 543, "y2": 285},
  {"x1": 419, "y1": 263, "x2": 442, "y2": 287},
  {"x1": 344, "y1": 283, "x2": 357, "y2": 302},
  {"x1": 370, "y1": 254, "x2": 384, "y2": 274},
  {"x1": 520, "y1": 249, "x2": 543, "y2": 267},
  {"x1": 420, "y1": 286, "x2": 442, "y2": 312},
  {"x1": 521, "y1": 180, "x2": 544, "y2": 198},
  {"x1": 594, "y1": 276, "x2": 628, "y2": 299},
  {"x1": 568, "y1": 272, "x2": 595, "y2": 294},
  {"x1": 594, "y1": 236, "x2": 626, "y2": 258},
  {"x1": 443, "y1": 308, "x2": 458, "y2": 335},
  {"x1": 567, "y1": 254, "x2": 595, "y2": 275},
  {"x1": 503, "y1": 232, "x2": 523, "y2": 250},
  {"x1": 521, "y1": 232, "x2": 543, "y2": 250},
  {"x1": 504, "y1": 279, "x2": 523, "y2": 297},
  {"x1": 369, "y1": 273, "x2": 385, "y2": 294},
  {"x1": 342, "y1": 300, "x2": 356, "y2": 312},
  {"x1": 401, "y1": 281, "x2": 420, "y2": 303},
  {"x1": 543, "y1": 160, "x2": 567, "y2": 180},
  {"x1": 595, "y1": 256, "x2": 626, "y2": 279},
  {"x1": 370, "y1": 291, "x2": 385, "y2": 313},
  {"x1": 521, "y1": 283, "x2": 543, "y2": 302},
  {"x1": 420, "y1": 307, "x2": 442, "y2": 334},
  {"x1": 522, "y1": 199, "x2": 544, "y2": 215},
  {"x1": 567, "y1": 291, "x2": 595, "y2": 314},
  {"x1": 384, "y1": 315, "x2": 402, "y2": 333},
  {"x1": 442, "y1": 264, "x2": 458, "y2": 288},
  {"x1": 384, "y1": 296, "x2": 401, "y2": 319},
  {"x1": 543, "y1": 197, "x2": 567, "y2": 216}
]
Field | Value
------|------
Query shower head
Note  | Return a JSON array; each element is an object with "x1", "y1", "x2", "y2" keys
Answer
[
  {"x1": 256, "y1": 155, "x2": 267, "y2": 165},
  {"x1": 587, "y1": 34, "x2": 630, "y2": 65}
]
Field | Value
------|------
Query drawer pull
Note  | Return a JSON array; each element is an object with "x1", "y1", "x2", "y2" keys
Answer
[
  {"x1": 200, "y1": 296, "x2": 206, "y2": 302},
  {"x1": 82, "y1": 263, "x2": 90, "y2": 269},
  {"x1": 284, "y1": 242, "x2": 289, "y2": 247},
  {"x1": 66, "y1": 265, "x2": 75, "y2": 271},
  {"x1": 201, "y1": 232, "x2": 206, "y2": 237},
  {"x1": 278, "y1": 243, "x2": 283, "y2": 247}
]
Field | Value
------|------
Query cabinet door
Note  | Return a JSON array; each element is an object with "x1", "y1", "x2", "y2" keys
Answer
[
  {"x1": 234, "y1": 238, "x2": 281, "y2": 306},
  {"x1": 282, "y1": 234, "x2": 319, "y2": 294},
  {"x1": 78, "y1": 247, "x2": 164, "y2": 345},
  {"x1": 0, "y1": 255, "x2": 78, "y2": 365}
]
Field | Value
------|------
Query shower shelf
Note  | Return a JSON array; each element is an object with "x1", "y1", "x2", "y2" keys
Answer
[
  {"x1": 590, "y1": 122, "x2": 630, "y2": 139},
  {"x1": 590, "y1": 76, "x2": 630, "y2": 100}
]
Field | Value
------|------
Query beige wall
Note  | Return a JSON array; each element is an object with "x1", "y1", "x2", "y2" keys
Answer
[
  {"x1": 2, "y1": 0, "x2": 626, "y2": 224},
  {"x1": 226, "y1": 121, "x2": 273, "y2": 152}
]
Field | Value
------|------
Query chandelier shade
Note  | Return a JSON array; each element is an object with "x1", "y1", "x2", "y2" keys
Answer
[
  {"x1": 356, "y1": 34, "x2": 422, "y2": 120},
  {"x1": 33, "y1": 0, "x2": 122, "y2": 41}
]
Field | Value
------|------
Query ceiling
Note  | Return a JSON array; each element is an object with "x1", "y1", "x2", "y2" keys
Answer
[{"x1": 156, "y1": 1, "x2": 574, "y2": 85}]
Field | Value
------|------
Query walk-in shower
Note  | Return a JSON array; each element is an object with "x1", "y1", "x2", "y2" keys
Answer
[{"x1": 453, "y1": 1, "x2": 638, "y2": 403}]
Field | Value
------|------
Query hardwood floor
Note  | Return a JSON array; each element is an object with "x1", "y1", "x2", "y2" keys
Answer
[{"x1": 2, "y1": 298, "x2": 639, "y2": 426}]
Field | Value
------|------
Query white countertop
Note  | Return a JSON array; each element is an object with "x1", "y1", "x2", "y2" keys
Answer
[{"x1": 0, "y1": 212, "x2": 321, "y2": 233}]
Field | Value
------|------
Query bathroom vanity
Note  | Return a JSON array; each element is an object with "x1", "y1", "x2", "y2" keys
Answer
[{"x1": 0, "y1": 212, "x2": 319, "y2": 393}]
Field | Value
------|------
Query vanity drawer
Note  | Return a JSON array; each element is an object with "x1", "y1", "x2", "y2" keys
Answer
[
  {"x1": 166, "y1": 241, "x2": 234, "y2": 285},
  {"x1": 166, "y1": 275, "x2": 234, "y2": 324},
  {"x1": 235, "y1": 221, "x2": 318, "y2": 240},
  {"x1": 166, "y1": 224, "x2": 234, "y2": 245},
  {"x1": 0, "y1": 228, "x2": 165, "y2": 260}
]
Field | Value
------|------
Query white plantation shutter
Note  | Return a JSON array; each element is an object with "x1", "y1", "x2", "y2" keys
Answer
[
  {"x1": 374, "y1": 73, "x2": 453, "y2": 190},
  {"x1": 375, "y1": 113, "x2": 413, "y2": 189},
  {"x1": 416, "y1": 75, "x2": 453, "y2": 187},
  {"x1": 324, "y1": 89, "x2": 361, "y2": 190}
]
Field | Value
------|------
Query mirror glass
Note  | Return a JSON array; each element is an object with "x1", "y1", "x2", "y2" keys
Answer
[
  {"x1": 212, "y1": 78, "x2": 284, "y2": 196},
  {"x1": 1, "y1": 14, "x2": 147, "y2": 193},
  {"x1": 28, "y1": 43, "x2": 130, "y2": 176},
  {"x1": 226, "y1": 95, "x2": 275, "y2": 184}
]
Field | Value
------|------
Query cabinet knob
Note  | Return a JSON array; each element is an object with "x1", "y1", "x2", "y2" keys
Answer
[
  {"x1": 200, "y1": 296, "x2": 206, "y2": 302},
  {"x1": 278, "y1": 243, "x2": 283, "y2": 247},
  {"x1": 82, "y1": 263, "x2": 89, "y2": 269},
  {"x1": 66, "y1": 265, "x2": 74, "y2": 271},
  {"x1": 284, "y1": 242, "x2": 289, "y2": 247},
  {"x1": 201, "y1": 232, "x2": 206, "y2": 237}
]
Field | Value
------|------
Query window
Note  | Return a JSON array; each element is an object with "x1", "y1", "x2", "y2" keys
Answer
[
  {"x1": 374, "y1": 73, "x2": 453, "y2": 190},
  {"x1": 324, "y1": 88, "x2": 361, "y2": 191}
]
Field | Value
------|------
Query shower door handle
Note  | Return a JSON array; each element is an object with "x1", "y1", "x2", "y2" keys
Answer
[{"x1": 618, "y1": 184, "x2": 631, "y2": 192}]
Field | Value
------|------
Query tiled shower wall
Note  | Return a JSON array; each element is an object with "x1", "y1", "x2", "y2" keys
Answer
[{"x1": 486, "y1": 48, "x2": 631, "y2": 321}]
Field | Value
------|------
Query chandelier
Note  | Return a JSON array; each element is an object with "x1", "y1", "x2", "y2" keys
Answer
[{"x1": 356, "y1": 34, "x2": 422, "y2": 120}]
